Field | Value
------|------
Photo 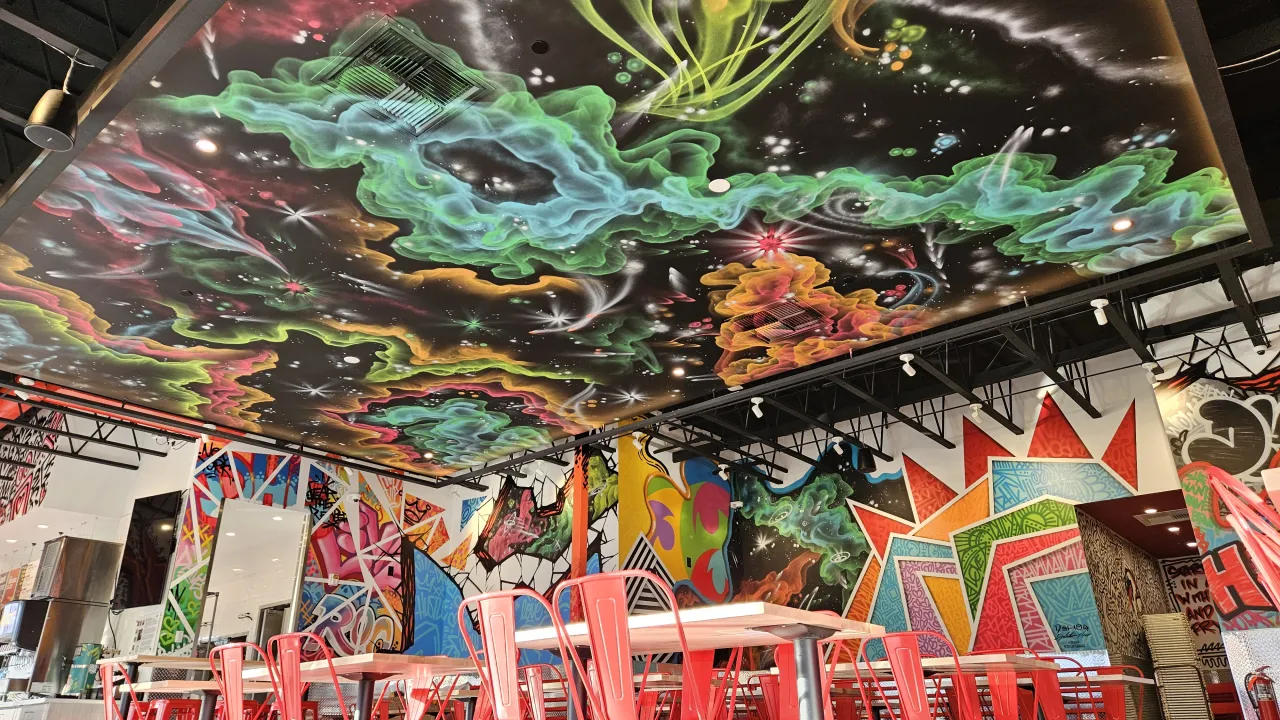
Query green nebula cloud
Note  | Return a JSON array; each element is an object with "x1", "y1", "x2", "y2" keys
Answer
[{"x1": 161, "y1": 19, "x2": 1241, "y2": 278}]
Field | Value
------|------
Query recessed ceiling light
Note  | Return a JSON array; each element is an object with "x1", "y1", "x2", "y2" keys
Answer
[
  {"x1": 1143, "y1": 508, "x2": 1157, "y2": 514},
  {"x1": 1186, "y1": 541, "x2": 1197, "y2": 548},
  {"x1": 671, "y1": 367, "x2": 685, "y2": 377},
  {"x1": 159, "y1": 523, "x2": 173, "y2": 531},
  {"x1": 708, "y1": 178, "x2": 731, "y2": 193},
  {"x1": 194, "y1": 138, "x2": 218, "y2": 154},
  {"x1": 233, "y1": 568, "x2": 242, "y2": 572},
  {"x1": 342, "y1": 356, "x2": 361, "y2": 364},
  {"x1": 1111, "y1": 218, "x2": 1134, "y2": 232},
  {"x1": 272, "y1": 516, "x2": 283, "y2": 521},
  {"x1": 4, "y1": 540, "x2": 14, "y2": 544},
  {"x1": 36, "y1": 524, "x2": 47, "y2": 529},
  {"x1": 226, "y1": 532, "x2": 236, "y2": 537},
  {"x1": 1167, "y1": 526, "x2": 1181, "y2": 533},
  {"x1": 271, "y1": 558, "x2": 279, "y2": 562}
]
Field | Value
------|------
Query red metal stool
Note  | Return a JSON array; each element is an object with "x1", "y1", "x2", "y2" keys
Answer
[
  {"x1": 215, "y1": 699, "x2": 259, "y2": 720},
  {"x1": 147, "y1": 699, "x2": 203, "y2": 720}
]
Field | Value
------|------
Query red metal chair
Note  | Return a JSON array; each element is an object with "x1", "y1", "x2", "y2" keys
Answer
[
  {"x1": 1205, "y1": 469, "x2": 1280, "y2": 605},
  {"x1": 459, "y1": 587, "x2": 574, "y2": 720},
  {"x1": 550, "y1": 570, "x2": 712, "y2": 720},
  {"x1": 1040, "y1": 655, "x2": 1104, "y2": 720},
  {"x1": 857, "y1": 631, "x2": 982, "y2": 720},
  {"x1": 100, "y1": 663, "x2": 145, "y2": 720},
  {"x1": 211, "y1": 641, "x2": 278, "y2": 720},
  {"x1": 265, "y1": 632, "x2": 351, "y2": 720},
  {"x1": 1054, "y1": 663, "x2": 1145, "y2": 720}
]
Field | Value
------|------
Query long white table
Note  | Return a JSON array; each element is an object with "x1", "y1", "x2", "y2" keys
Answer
[
  {"x1": 514, "y1": 601, "x2": 883, "y2": 720},
  {"x1": 242, "y1": 653, "x2": 474, "y2": 720}
]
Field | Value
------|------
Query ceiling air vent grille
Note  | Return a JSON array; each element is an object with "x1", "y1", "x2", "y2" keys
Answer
[
  {"x1": 1133, "y1": 508, "x2": 1189, "y2": 526},
  {"x1": 729, "y1": 300, "x2": 827, "y2": 343},
  {"x1": 315, "y1": 16, "x2": 491, "y2": 136}
]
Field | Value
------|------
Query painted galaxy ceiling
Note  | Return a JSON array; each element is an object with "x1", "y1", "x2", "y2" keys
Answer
[{"x1": 0, "y1": 0, "x2": 1245, "y2": 475}]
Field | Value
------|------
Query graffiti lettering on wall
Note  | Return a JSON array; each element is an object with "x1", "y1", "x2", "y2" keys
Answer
[
  {"x1": 163, "y1": 438, "x2": 619, "y2": 657},
  {"x1": 1161, "y1": 556, "x2": 1228, "y2": 668},
  {"x1": 0, "y1": 409, "x2": 61, "y2": 525},
  {"x1": 620, "y1": 393, "x2": 1139, "y2": 658},
  {"x1": 1157, "y1": 333, "x2": 1280, "y2": 630}
]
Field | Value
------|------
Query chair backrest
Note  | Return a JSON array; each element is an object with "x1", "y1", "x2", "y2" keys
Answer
[
  {"x1": 1207, "y1": 470, "x2": 1280, "y2": 606},
  {"x1": 211, "y1": 642, "x2": 275, "y2": 720},
  {"x1": 859, "y1": 632, "x2": 976, "y2": 720},
  {"x1": 551, "y1": 570, "x2": 710, "y2": 720},
  {"x1": 266, "y1": 633, "x2": 350, "y2": 720},
  {"x1": 458, "y1": 588, "x2": 570, "y2": 720},
  {"x1": 100, "y1": 663, "x2": 142, "y2": 720}
]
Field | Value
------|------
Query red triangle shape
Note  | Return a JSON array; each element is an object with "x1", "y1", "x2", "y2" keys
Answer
[
  {"x1": 963, "y1": 417, "x2": 1014, "y2": 487},
  {"x1": 904, "y1": 455, "x2": 957, "y2": 522},
  {"x1": 1026, "y1": 393, "x2": 1092, "y2": 459},
  {"x1": 1102, "y1": 402, "x2": 1138, "y2": 489},
  {"x1": 853, "y1": 504, "x2": 915, "y2": 558}
]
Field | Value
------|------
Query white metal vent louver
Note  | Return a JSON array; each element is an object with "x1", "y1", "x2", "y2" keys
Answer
[
  {"x1": 728, "y1": 300, "x2": 827, "y2": 343},
  {"x1": 1134, "y1": 508, "x2": 1190, "y2": 526},
  {"x1": 315, "y1": 16, "x2": 492, "y2": 136}
]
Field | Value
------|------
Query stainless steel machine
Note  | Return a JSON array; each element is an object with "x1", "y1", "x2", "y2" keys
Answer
[{"x1": 0, "y1": 538, "x2": 123, "y2": 696}]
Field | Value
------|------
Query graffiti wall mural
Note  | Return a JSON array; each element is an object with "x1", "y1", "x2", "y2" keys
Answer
[
  {"x1": 0, "y1": 0, "x2": 1249, "y2": 482},
  {"x1": 1161, "y1": 555, "x2": 1228, "y2": 670},
  {"x1": 1156, "y1": 325, "x2": 1280, "y2": 631},
  {"x1": 160, "y1": 438, "x2": 303, "y2": 654},
  {"x1": 620, "y1": 387, "x2": 1159, "y2": 661},
  {"x1": 162, "y1": 437, "x2": 618, "y2": 657},
  {"x1": 0, "y1": 408, "x2": 62, "y2": 526},
  {"x1": 1075, "y1": 510, "x2": 1169, "y2": 664}
]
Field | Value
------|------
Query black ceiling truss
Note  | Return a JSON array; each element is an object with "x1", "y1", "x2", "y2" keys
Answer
[
  {"x1": 700, "y1": 413, "x2": 818, "y2": 469},
  {"x1": 665, "y1": 421, "x2": 787, "y2": 473},
  {"x1": 1102, "y1": 301, "x2": 1164, "y2": 374},
  {"x1": 446, "y1": 241, "x2": 1278, "y2": 485},
  {"x1": 1217, "y1": 256, "x2": 1269, "y2": 349},
  {"x1": 911, "y1": 355, "x2": 1023, "y2": 435},
  {"x1": 827, "y1": 375, "x2": 955, "y2": 450},
  {"x1": 758, "y1": 396, "x2": 891, "y2": 462},
  {"x1": 996, "y1": 324, "x2": 1102, "y2": 419},
  {"x1": 647, "y1": 426, "x2": 771, "y2": 483}
]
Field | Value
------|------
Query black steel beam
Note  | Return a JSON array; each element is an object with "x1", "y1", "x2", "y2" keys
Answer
[
  {"x1": 826, "y1": 377, "x2": 955, "y2": 450},
  {"x1": 0, "y1": 8, "x2": 108, "y2": 68},
  {"x1": 0, "y1": 391, "x2": 197, "y2": 443},
  {"x1": 997, "y1": 326, "x2": 1101, "y2": 418},
  {"x1": 0, "y1": 456, "x2": 37, "y2": 470},
  {"x1": 0, "y1": 0, "x2": 228, "y2": 235},
  {"x1": 0, "y1": 435, "x2": 137, "y2": 470},
  {"x1": 647, "y1": 428, "x2": 771, "y2": 482},
  {"x1": 1165, "y1": 0, "x2": 1272, "y2": 252},
  {"x1": 666, "y1": 423, "x2": 787, "y2": 473},
  {"x1": 1102, "y1": 303, "x2": 1163, "y2": 373},
  {"x1": 0, "y1": 379, "x2": 485, "y2": 491},
  {"x1": 0, "y1": 108, "x2": 25, "y2": 129},
  {"x1": 1217, "y1": 257, "x2": 1268, "y2": 348},
  {"x1": 2, "y1": 409, "x2": 168, "y2": 456},
  {"x1": 911, "y1": 356, "x2": 1024, "y2": 435},
  {"x1": 699, "y1": 414, "x2": 816, "y2": 467},
  {"x1": 759, "y1": 397, "x2": 892, "y2": 462}
]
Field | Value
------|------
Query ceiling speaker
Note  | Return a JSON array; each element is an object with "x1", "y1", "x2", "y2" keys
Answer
[{"x1": 24, "y1": 88, "x2": 77, "y2": 152}]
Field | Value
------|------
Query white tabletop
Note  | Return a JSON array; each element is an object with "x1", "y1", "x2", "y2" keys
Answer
[
  {"x1": 514, "y1": 601, "x2": 882, "y2": 654},
  {"x1": 825, "y1": 653, "x2": 1061, "y2": 678},
  {"x1": 99, "y1": 655, "x2": 266, "y2": 671},
  {"x1": 119, "y1": 680, "x2": 276, "y2": 694},
  {"x1": 241, "y1": 654, "x2": 473, "y2": 682}
]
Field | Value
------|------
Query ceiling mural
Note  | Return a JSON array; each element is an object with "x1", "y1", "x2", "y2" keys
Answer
[{"x1": 0, "y1": 0, "x2": 1245, "y2": 475}]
